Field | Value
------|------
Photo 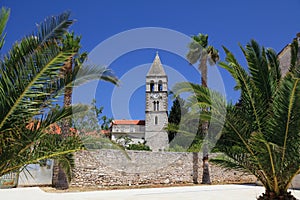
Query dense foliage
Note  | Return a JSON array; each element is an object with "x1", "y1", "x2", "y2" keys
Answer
[
  {"x1": 126, "y1": 143, "x2": 151, "y2": 151},
  {"x1": 215, "y1": 40, "x2": 300, "y2": 199}
]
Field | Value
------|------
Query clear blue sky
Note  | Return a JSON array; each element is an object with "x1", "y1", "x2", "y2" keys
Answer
[{"x1": 2, "y1": 0, "x2": 300, "y2": 120}]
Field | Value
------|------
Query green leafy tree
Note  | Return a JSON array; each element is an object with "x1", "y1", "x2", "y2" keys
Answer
[
  {"x1": 167, "y1": 95, "x2": 202, "y2": 151},
  {"x1": 72, "y1": 101, "x2": 102, "y2": 133},
  {"x1": 72, "y1": 99, "x2": 125, "y2": 151},
  {"x1": 0, "y1": 8, "x2": 117, "y2": 181},
  {"x1": 167, "y1": 112, "x2": 202, "y2": 151},
  {"x1": 168, "y1": 95, "x2": 187, "y2": 142},
  {"x1": 175, "y1": 39, "x2": 300, "y2": 199},
  {"x1": 73, "y1": 99, "x2": 111, "y2": 133},
  {"x1": 101, "y1": 115, "x2": 113, "y2": 131},
  {"x1": 186, "y1": 33, "x2": 219, "y2": 184}
]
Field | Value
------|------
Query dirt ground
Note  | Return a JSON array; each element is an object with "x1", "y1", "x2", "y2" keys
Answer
[{"x1": 40, "y1": 180, "x2": 256, "y2": 193}]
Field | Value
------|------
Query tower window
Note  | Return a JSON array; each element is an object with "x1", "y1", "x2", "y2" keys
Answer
[
  {"x1": 150, "y1": 81, "x2": 155, "y2": 92},
  {"x1": 153, "y1": 101, "x2": 159, "y2": 111},
  {"x1": 158, "y1": 80, "x2": 163, "y2": 91},
  {"x1": 155, "y1": 116, "x2": 158, "y2": 125}
]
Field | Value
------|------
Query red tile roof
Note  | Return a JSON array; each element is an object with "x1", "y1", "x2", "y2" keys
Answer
[
  {"x1": 27, "y1": 121, "x2": 110, "y2": 136},
  {"x1": 112, "y1": 120, "x2": 145, "y2": 125},
  {"x1": 100, "y1": 129, "x2": 111, "y2": 135},
  {"x1": 26, "y1": 121, "x2": 76, "y2": 135}
]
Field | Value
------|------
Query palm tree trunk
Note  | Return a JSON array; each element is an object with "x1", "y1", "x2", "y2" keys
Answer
[
  {"x1": 55, "y1": 59, "x2": 73, "y2": 190},
  {"x1": 62, "y1": 86, "x2": 72, "y2": 135},
  {"x1": 55, "y1": 164, "x2": 69, "y2": 189},
  {"x1": 200, "y1": 55, "x2": 211, "y2": 184},
  {"x1": 200, "y1": 55, "x2": 208, "y2": 88},
  {"x1": 201, "y1": 122, "x2": 211, "y2": 184},
  {"x1": 56, "y1": 88, "x2": 72, "y2": 190},
  {"x1": 257, "y1": 190, "x2": 297, "y2": 200},
  {"x1": 192, "y1": 152, "x2": 199, "y2": 184}
]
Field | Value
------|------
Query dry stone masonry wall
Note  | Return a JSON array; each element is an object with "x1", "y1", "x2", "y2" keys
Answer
[{"x1": 70, "y1": 150, "x2": 256, "y2": 187}]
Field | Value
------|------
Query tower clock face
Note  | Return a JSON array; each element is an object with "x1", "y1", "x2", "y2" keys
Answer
[{"x1": 150, "y1": 93, "x2": 161, "y2": 99}]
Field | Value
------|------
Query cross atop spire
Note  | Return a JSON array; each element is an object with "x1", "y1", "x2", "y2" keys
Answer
[{"x1": 147, "y1": 52, "x2": 166, "y2": 76}]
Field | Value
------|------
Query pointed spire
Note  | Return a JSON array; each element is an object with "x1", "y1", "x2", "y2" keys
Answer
[{"x1": 147, "y1": 52, "x2": 166, "y2": 76}]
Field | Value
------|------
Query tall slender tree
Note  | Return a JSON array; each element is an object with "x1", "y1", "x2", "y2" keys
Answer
[
  {"x1": 168, "y1": 95, "x2": 186, "y2": 142},
  {"x1": 186, "y1": 33, "x2": 219, "y2": 184}
]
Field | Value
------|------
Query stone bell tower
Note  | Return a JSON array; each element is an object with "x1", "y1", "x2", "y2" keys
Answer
[{"x1": 145, "y1": 52, "x2": 169, "y2": 151}]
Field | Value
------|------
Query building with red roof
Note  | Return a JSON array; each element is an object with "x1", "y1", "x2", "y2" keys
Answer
[
  {"x1": 110, "y1": 53, "x2": 169, "y2": 151},
  {"x1": 110, "y1": 120, "x2": 146, "y2": 144}
]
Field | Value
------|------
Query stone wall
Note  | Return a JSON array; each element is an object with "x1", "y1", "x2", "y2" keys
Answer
[{"x1": 70, "y1": 150, "x2": 256, "y2": 187}]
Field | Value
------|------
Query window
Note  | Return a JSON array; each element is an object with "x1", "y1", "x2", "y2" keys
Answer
[
  {"x1": 153, "y1": 101, "x2": 156, "y2": 111},
  {"x1": 158, "y1": 80, "x2": 163, "y2": 91},
  {"x1": 150, "y1": 81, "x2": 154, "y2": 92},
  {"x1": 130, "y1": 125, "x2": 135, "y2": 132},
  {"x1": 155, "y1": 116, "x2": 158, "y2": 125},
  {"x1": 153, "y1": 101, "x2": 159, "y2": 111}
]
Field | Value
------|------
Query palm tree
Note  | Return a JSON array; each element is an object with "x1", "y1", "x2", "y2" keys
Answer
[
  {"x1": 0, "y1": 8, "x2": 118, "y2": 181},
  {"x1": 186, "y1": 33, "x2": 219, "y2": 184},
  {"x1": 187, "y1": 34, "x2": 219, "y2": 87},
  {"x1": 175, "y1": 39, "x2": 300, "y2": 199},
  {"x1": 53, "y1": 32, "x2": 83, "y2": 190},
  {"x1": 61, "y1": 32, "x2": 83, "y2": 134}
]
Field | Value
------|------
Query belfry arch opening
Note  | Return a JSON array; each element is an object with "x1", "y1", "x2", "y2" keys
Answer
[
  {"x1": 150, "y1": 81, "x2": 155, "y2": 92},
  {"x1": 158, "y1": 80, "x2": 163, "y2": 91}
]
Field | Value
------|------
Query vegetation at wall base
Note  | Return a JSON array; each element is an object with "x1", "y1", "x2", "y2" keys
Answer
[{"x1": 126, "y1": 143, "x2": 151, "y2": 151}]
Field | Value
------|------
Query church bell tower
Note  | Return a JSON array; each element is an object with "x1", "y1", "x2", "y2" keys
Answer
[{"x1": 145, "y1": 52, "x2": 169, "y2": 151}]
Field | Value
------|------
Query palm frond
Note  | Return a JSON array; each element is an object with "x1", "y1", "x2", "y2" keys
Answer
[
  {"x1": 186, "y1": 44, "x2": 201, "y2": 64},
  {"x1": 207, "y1": 45, "x2": 220, "y2": 64},
  {"x1": 0, "y1": 7, "x2": 9, "y2": 50},
  {"x1": 221, "y1": 45, "x2": 266, "y2": 134},
  {"x1": 210, "y1": 154, "x2": 254, "y2": 174},
  {"x1": 217, "y1": 40, "x2": 300, "y2": 196},
  {"x1": 242, "y1": 40, "x2": 272, "y2": 103},
  {"x1": 0, "y1": 11, "x2": 118, "y2": 178},
  {"x1": 269, "y1": 75, "x2": 300, "y2": 170},
  {"x1": 266, "y1": 48, "x2": 281, "y2": 93},
  {"x1": 186, "y1": 33, "x2": 213, "y2": 66},
  {"x1": 0, "y1": 129, "x2": 84, "y2": 176},
  {"x1": 72, "y1": 65, "x2": 118, "y2": 87},
  {"x1": 0, "y1": 42, "x2": 75, "y2": 131},
  {"x1": 36, "y1": 11, "x2": 73, "y2": 44},
  {"x1": 40, "y1": 104, "x2": 89, "y2": 129}
]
